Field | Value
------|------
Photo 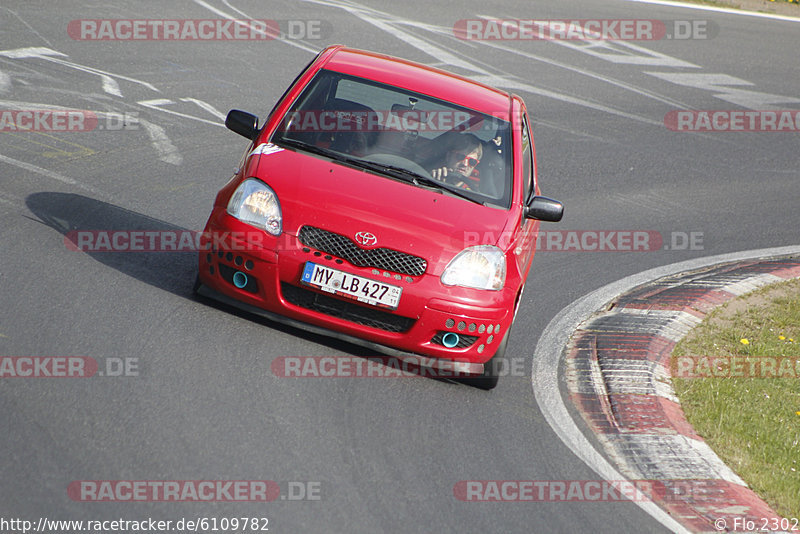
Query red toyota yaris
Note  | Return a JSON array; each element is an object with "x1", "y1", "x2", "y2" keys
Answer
[{"x1": 196, "y1": 45, "x2": 563, "y2": 389}]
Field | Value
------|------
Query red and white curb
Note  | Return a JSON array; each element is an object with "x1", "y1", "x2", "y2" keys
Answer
[{"x1": 565, "y1": 255, "x2": 800, "y2": 532}]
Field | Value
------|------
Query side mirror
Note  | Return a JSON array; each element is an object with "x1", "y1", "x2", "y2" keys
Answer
[
  {"x1": 226, "y1": 109, "x2": 259, "y2": 140},
  {"x1": 524, "y1": 196, "x2": 564, "y2": 222}
]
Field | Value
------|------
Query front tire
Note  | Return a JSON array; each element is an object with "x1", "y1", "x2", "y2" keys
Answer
[
  {"x1": 192, "y1": 274, "x2": 202, "y2": 295},
  {"x1": 458, "y1": 331, "x2": 509, "y2": 390}
]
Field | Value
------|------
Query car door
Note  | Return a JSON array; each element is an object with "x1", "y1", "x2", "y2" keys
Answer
[{"x1": 514, "y1": 108, "x2": 540, "y2": 278}]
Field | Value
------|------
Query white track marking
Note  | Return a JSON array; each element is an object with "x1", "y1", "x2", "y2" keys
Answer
[
  {"x1": 0, "y1": 47, "x2": 159, "y2": 96},
  {"x1": 424, "y1": 13, "x2": 696, "y2": 111},
  {"x1": 466, "y1": 27, "x2": 694, "y2": 110},
  {"x1": 138, "y1": 99, "x2": 223, "y2": 127},
  {"x1": 0, "y1": 69, "x2": 10, "y2": 93},
  {"x1": 0, "y1": 153, "x2": 76, "y2": 184},
  {"x1": 481, "y1": 76, "x2": 665, "y2": 126},
  {"x1": 139, "y1": 119, "x2": 183, "y2": 165},
  {"x1": 532, "y1": 245, "x2": 800, "y2": 534},
  {"x1": 179, "y1": 98, "x2": 226, "y2": 120},
  {"x1": 194, "y1": 0, "x2": 320, "y2": 54},
  {"x1": 0, "y1": 98, "x2": 185, "y2": 166},
  {"x1": 45, "y1": 57, "x2": 122, "y2": 97},
  {"x1": 533, "y1": 21, "x2": 699, "y2": 68},
  {"x1": 0, "y1": 97, "x2": 133, "y2": 122},
  {"x1": 0, "y1": 7, "x2": 54, "y2": 46},
  {"x1": 325, "y1": 2, "x2": 490, "y2": 73},
  {"x1": 532, "y1": 294, "x2": 690, "y2": 533},
  {"x1": 308, "y1": 1, "x2": 797, "y2": 127},
  {"x1": 646, "y1": 72, "x2": 800, "y2": 109},
  {"x1": 301, "y1": 0, "x2": 663, "y2": 126},
  {"x1": 625, "y1": 0, "x2": 800, "y2": 22},
  {"x1": 0, "y1": 47, "x2": 65, "y2": 59}
]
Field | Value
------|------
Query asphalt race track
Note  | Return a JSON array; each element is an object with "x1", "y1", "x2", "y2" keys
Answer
[{"x1": 1, "y1": 1, "x2": 799, "y2": 532}]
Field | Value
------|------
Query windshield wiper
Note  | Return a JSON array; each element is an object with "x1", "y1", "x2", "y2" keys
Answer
[
  {"x1": 352, "y1": 161, "x2": 484, "y2": 205},
  {"x1": 406, "y1": 170, "x2": 485, "y2": 205},
  {"x1": 275, "y1": 139, "x2": 484, "y2": 205},
  {"x1": 274, "y1": 138, "x2": 348, "y2": 161},
  {"x1": 351, "y1": 160, "x2": 426, "y2": 183}
]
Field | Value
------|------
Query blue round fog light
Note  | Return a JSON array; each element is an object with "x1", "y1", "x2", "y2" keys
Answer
[
  {"x1": 442, "y1": 332, "x2": 460, "y2": 348},
  {"x1": 232, "y1": 271, "x2": 248, "y2": 289}
]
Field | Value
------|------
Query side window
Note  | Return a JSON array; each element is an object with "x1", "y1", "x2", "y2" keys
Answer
[{"x1": 521, "y1": 114, "x2": 534, "y2": 202}]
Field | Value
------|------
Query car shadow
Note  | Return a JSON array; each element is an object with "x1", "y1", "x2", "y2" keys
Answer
[
  {"x1": 24, "y1": 192, "x2": 433, "y2": 370},
  {"x1": 26, "y1": 192, "x2": 199, "y2": 298}
]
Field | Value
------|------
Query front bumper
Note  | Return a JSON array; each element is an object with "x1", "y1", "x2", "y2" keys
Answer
[
  {"x1": 197, "y1": 212, "x2": 516, "y2": 369},
  {"x1": 196, "y1": 282, "x2": 485, "y2": 375}
]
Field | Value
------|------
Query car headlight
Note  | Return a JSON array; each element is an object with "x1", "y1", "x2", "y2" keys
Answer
[
  {"x1": 226, "y1": 178, "x2": 282, "y2": 236},
  {"x1": 441, "y1": 245, "x2": 506, "y2": 290}
]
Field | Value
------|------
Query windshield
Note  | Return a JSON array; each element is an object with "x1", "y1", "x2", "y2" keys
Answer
[{"x1": 270, "y1": 69, "x2": 513, "y2": 208}]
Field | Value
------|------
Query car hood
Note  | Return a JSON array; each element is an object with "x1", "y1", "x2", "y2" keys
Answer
[{"x1": 250, "y1": 147, "x2": 513, "y2": 273}]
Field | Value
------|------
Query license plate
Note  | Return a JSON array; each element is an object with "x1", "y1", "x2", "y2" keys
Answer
[{"x1": 301, "y1": 262, "x2": 402, "y2": 310}]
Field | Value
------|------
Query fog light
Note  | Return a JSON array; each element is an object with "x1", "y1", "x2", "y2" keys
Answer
[
  {"x1": 442, "y1": 332, "x2": 460, "y2": 348},
  {"x1": 233, "y1": 271, "x2": 248, "y2": 289}
]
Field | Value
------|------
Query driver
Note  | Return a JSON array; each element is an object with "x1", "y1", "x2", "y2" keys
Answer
[{"x1": 429, "y1": 132, "x2": 483, "y2": 190}]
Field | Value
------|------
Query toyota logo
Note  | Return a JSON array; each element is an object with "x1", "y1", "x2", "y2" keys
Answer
[{"x1": 355, "y1": 231, "x2": 377, "y2": 247}]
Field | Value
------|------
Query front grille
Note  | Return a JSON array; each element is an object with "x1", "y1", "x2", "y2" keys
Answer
[
  {"x1": 281, "y1": 283, "x2": 415, "y2": 333},
  {"x1": 298, "y1": 226, "x2": 427, "y2": 277}
]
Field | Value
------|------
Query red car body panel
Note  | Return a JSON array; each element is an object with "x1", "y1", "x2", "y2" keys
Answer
[{"x1": 197, "y1": 46, "x2": 556, "y2": 373}]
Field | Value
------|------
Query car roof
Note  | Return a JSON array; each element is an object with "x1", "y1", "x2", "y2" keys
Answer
[{"x1": 319, "y1": 46, "x2": 513, "y2": 121}]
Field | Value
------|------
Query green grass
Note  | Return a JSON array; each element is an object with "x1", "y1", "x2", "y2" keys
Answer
[
  {"x1": 672, "y1": 278, "x2": 800, "y2": 518},
  {"x1": 674, "y1": 0, "x2": 800, "y2": 8},
  {"x1": 677, "y1": 0, "x2": 744, "y2": 8}
]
